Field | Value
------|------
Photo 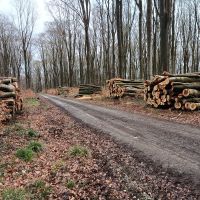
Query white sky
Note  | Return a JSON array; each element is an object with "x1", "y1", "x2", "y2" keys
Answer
[{"x1": 0, "y1": 0, "x2": 52, "y2": 34}]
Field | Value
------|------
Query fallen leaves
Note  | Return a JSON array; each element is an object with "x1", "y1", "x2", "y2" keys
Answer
[{"x1": 0, "y1": 96, "x2": 199, "y2": 199}]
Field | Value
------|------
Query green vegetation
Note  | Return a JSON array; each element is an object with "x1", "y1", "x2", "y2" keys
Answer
[
  {"x1": 8, "y1": 123, "x2": 26, "y2": 135},
  {"x1": 26, "y1": 180, "x2": 52, "y2": 199},
  {"x1": 66, "y1": 179, "x2": 75, "y2": 189},
  {"x1": 24, "y1": 98, "x2": 40, "y2": 107},
  {"x1": 16, "y1": 148, "x2": 34, "y2": 162},
  {"x1": 51, "y1": 159, "x2": 65, "y2": 173},
  {"x1": 69, "y1": 145, "x2": 89, "y2": 157},
  {"x1": 3, "y1": 124, "x2": 39, "y2": 139},
  {"x1": 2, "y1": 188, "x2": 27, "y2": 200},
  {"x1": 27, "y1": 129, "x2": 39, "y2": 137},
  {"x1": 28, "y1": 141, "x2": 43, "y2": 153}
]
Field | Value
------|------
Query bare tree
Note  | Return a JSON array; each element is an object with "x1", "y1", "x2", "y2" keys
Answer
[
  {"x1": 15, "y1": 0, "x2": 36, "y2": 88},
  {"x1": 159, "y1": 0, "x2": 172, "y2": 73}
]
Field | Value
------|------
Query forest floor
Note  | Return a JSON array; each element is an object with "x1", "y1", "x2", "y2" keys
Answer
[{"x1": 0, "y1": 93, "x2": 199, "y2": 199}]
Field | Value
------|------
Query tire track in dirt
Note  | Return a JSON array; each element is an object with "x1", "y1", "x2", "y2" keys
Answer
[{"x1": 41, "y1": 94, "x2": 200, "y2": 185}]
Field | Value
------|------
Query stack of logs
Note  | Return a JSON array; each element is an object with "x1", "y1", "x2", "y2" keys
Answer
[
  {"x1": 58, "y1": 86, "x2": 69, "y2": 96},
  {"x1": 78, "y1": 84, "x2": 101, "y2": 96},
  {"x1": 144, "y1": 72, "x2": 200, "y2": 110},
  {"x1": 106, "y1": 78, "x2": 144, "y2": 98},
  {"x1": 0, "y1": 77, "x2": 22, "y2": 122}
]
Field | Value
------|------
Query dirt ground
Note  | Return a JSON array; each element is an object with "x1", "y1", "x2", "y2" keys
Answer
[
  {"x1": 77, "y1": 95, "x2": 200, "y2": 127},
  {"x1": 0, "y1": 95, "x2": 199, "y2": 199}
]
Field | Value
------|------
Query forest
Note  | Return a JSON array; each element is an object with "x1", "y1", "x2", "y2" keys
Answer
[
  {"x1": 1, "y1": 1, "x2": 200, "y2": 199},
  {"x1": 0, "y1": 0, "x2": 199, "y2": 90}
]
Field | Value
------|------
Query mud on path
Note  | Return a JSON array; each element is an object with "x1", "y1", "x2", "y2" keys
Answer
[{"x1": 41, "y1": 95, "x2": 200, "y2": 189}]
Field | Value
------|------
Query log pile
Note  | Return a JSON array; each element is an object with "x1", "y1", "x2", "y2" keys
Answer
[
  {"x1": 106, "y1": 78, "x2": 144, "y2": 98},
  {"x1": 58, "y1": 86, "x2": 69, "y2": 96},
  {"x1": 144, "y1": 72, "x2": 200, "y2": 110},
  {"x1": 78, "y1": 84, "x2": 101, "y2": 96},
  {"x1": 0, "y1": 77, "x2": 22, "y2": 122}
]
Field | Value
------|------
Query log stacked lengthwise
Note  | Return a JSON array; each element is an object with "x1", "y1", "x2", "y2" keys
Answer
[
  {"x1": 144, "y1": 72, "x2": 200, "y2": 111},
  {"x1": 107, "y1": 78, "x2": 144, "y2": 98},
  {"x1": 78, "y1": 84, "x2": 101, "y2": 96},
  {"x1": 0, "y1": 77, "x2": 22, "y2": 122}
]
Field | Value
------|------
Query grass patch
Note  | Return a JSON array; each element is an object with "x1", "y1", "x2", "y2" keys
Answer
[
  {"x1": 68, "y1": 145, "x2": 89, "y2": 157},
  {"x1": 26, "y1": 180, "x2": 51, "y2": 199},
  {"x1": 2, "y1": 188, "x2": 27, "y2": 200},
  {"x1": 27, "y1": 141, "x2": 43, "y2": 153},
  {"x1": 66, "y1": 179, "x2": 75, "y2": 189},
  {"x1": 24, "y1": 98, "x2": 40, "y2": 107},
  {"x1": 4, "y1": 123, "x2": 26, "y2": 136},
  {"x1": 27, "y1": 129, "x2": 39, "y2": 137},
  {"x1": 16, "y1": 148, "x2": 34, "y2": 162},
  {"x1": 51, "y1": 159, "x2": 65, "y2": 173}
]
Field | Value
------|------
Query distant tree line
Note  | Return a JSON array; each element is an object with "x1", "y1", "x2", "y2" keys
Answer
[{"x1": 0, "y1": 0, "x2": 199, "y2": 90}]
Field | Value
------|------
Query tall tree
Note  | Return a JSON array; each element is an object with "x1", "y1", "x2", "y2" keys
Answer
[
  {"x1": 159, "y1": 0, "x2": 172, "y2": 73},
  {"x1": 116, "y1": 0, "x2": 123, "y2": 77},
  {"x1": 146, "y1": 0, "x2": 152, "y2": 79},
  {"x1": 15, "y1": 0, "x2": 36, "y2": 88}
]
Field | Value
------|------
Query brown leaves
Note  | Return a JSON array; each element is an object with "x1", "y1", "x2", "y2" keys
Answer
[{"x1": 0, "y1": 97, "x2": 199, "y2": 199}]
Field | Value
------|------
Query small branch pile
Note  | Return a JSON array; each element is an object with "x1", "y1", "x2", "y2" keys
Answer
[
  {"x1": 106, "y1": 78, "x2": 144, "y2": 98},
  {"x1": 144, "y1": 72, "x2": 200, "y2": 110},
  {"x1": 0, "y1": 77, "x2": 22, "y2": 122},
  {"x1": 78, "y1": 84, "x2": 101, "y2": 96}
]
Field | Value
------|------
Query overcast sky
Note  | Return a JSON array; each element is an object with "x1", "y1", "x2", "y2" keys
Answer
[{"x1": 0, "y1": 0, "x2": 52, "y2": 33}]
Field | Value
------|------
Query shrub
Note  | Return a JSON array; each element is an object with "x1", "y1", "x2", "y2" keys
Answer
[
  {"x1": 27, "y1": 141, "x2": 43, "y2": 153},
  {"x1": 66, "y1": 179, "x2": 75, "y2": 189},
  {"x1": 16, "y1": 148, "x2": 34, "y2": 162},
  {"x1": 2, "y1": 188, "x2": 27, "y2": 200},
  {"x1": 69, "y1": 145, "x2": 89, "y2": 157}
]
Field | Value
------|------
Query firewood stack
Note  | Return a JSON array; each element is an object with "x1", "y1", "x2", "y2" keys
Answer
[
  {"x1": 78, "y1": 84, "x2": 101, "y2": 96},
  {"x1": 0, "y1": 77, "x2": 22, "y2": 122},
  {"x1": 106, "y1": 78, "x2": 144, "y2": 98},
  {"x1": 144, "y1": 72, "x2": 200, "y2": 110}
]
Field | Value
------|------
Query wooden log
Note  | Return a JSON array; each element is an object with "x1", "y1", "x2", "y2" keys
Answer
[
  {"x1": 0, "y1": 84, "x2": 16, "y2": 92},
  {"x1": 174, "y1": 102, "x2": 182, "y2": 109},
  {"x1": 182, "y1": 89, "x2": 200, "y2": 97},
  {"x1": 0, "y1": 91, "x2": 16, "y2": 98},
  {"x1": 189, "y1": 103, "x2": 200, "y2": 111},
  {"x1": 172, "y1": 83, "x2": 200, "y2": 91},
  {"x1": 165, "y1": 77, "x2": 200, "y2": 84},
  {"x1": 182, "y1": 97, "x2": 200, "y2": 103}
]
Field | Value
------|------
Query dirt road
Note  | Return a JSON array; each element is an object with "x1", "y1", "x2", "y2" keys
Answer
[{"x1": 41, "y1": 94, "x2": 200, "y2": 184}]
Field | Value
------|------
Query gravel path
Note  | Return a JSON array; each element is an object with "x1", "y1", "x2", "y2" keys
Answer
[{"x1": 41, "y1": 94, "x2": 200, "y2": 185}]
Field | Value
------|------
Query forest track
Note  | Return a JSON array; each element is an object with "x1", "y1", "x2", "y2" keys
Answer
[{"x1": 41, "y1": 94, "x2": 200, "y2": 184}]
